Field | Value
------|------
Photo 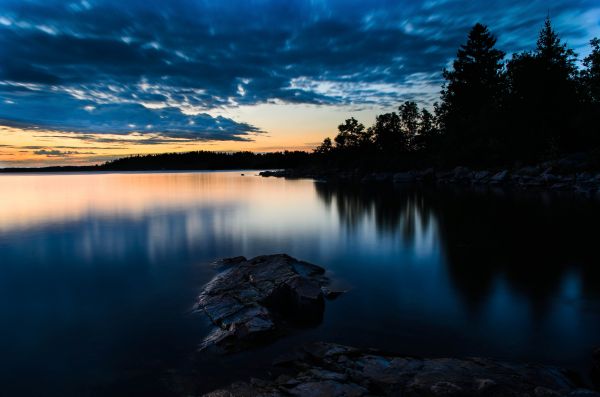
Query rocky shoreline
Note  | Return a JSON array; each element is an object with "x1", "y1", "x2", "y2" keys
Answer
[
  {"x1": 197, "y1": 255, "x2": 600, "y2": 396},
  {"x1": 259, "y1": 159, "x2": 600, "y2": 196},
  {"x1": 204, "y1": 342, "x2": 600, "y2": 397}
]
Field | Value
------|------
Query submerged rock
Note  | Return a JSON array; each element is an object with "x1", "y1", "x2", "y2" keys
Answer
[
  {"x1": 204, "y1": 342, "x2": 600, "y2": 397},
  {"x1": 195, "y1": 254, "x2": 343, "y2": 353}
]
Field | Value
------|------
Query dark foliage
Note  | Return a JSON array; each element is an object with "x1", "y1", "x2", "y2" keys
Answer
[
  {"x1": 505, "y1": 17, "x2": 580, "y2": 158},
  {"x1": 438, "y1": 23, "x2": 506, "y2": 164},
  {"x1": 316, "y1": 18, "x2": 600, "y2": 170}
]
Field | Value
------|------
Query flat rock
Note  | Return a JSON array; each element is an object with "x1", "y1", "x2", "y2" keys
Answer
[
  {"x1": 204, "y1": 342, "x2": 600, "y2": 396},
  {"x1": 196, "y1": 254, "x2": 341, "y2": 353}
]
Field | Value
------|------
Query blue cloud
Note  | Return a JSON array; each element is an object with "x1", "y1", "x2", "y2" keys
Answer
[
  {"x1": 0, "y1": 0, "x2": 599, "y2": 139},
  {"x1": 0, "y1": 88, "x2": 263, "y2": 141}
]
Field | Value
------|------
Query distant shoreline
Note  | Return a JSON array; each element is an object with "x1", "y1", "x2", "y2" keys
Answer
[{"x1": 0, "y1": 166, "x2": 272, "y2": 173}]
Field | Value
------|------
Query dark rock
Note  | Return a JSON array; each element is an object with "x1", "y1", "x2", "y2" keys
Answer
[
  {"x1": 417, "y1": 168, "x2": 436, "y2": 182},
  {"x1": 259, "y1": 170, "x2": 282, "y2": 177},
  {"x1": 519, "y1": 165, "x2": 542, "y2": 176},
  {"x1": 555, "y1": 153, "x2": 590, "y2": 173},
  {"x1": 257, "y1": 158, "x2": 600, "y2": 193},
  {"x1": 196, "y1": 255, "x2": 342, "y2": 352},
  {"x1": 490, "y1": 170, "x2": 509, "y2": 183},
  {"x1": 541, "y1": 172, "x2": 560, "y2": 184},
  {"x1": 592, "y1": 347, "x2": 600, "y2": 388},
  {"x1": 287, "y1": 380, "x2": 368, "y2": 397},
  {"x1": 452, "y1": 166, "x2": 472, "y2": 181},
  {"x1": 204, "y1": 342, "x2": 599, "y2": 397},
  {"x1": 435, "y1": 170, "x2": 454, "y2": 181},
  {"x1": 214, "y1": 256, "x2": 247, "y2": 267},
  {"x1": 577, "y1": 172, "x2": 594, "y2": 183},
  {"x1": 570, "y1": 389, "x2": 600, "y2": 397},
  {"x1": 361, "y1": 172, "x2": 392, "y2": 183},
  {"x1": 473, "y1": 170, "x2": 491, "y2": 182},
  {"x1": 321, "y1": 287, "x2": 345, "y2": 300},
  {"x1": 393, "y1": 171, "x2": 417, "y2": 184}
]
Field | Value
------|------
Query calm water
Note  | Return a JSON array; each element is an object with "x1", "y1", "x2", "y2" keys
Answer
[{"x1": 1, "y1": 171, "x2": 599, "y2": 396}]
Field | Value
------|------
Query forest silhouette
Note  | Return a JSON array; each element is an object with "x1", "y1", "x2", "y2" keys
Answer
[{"x1": 312, "y1": 18, "x2": 600, "y2": 169}]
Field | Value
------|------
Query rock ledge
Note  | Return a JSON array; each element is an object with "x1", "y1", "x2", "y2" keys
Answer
[{"x1": 204, "y1": 342, "x2": 600, "y2": 396}]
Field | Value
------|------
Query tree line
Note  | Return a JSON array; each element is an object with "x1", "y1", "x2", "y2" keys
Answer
[
  {"x1": 314, "y1": 18, "x2": 600, "y2": 168},
  {"x1": 101, "y1": 150, "x2": 311, "y2": 171}
]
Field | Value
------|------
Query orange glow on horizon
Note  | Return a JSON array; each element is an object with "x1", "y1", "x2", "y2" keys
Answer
[{"x1": 0, "y1": 103, "x2": 386, "y2": 167}]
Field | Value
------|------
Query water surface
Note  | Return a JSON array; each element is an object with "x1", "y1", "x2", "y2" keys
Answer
[{"x1": 1, "y1": 171, "x2": 599, "y2": 395}]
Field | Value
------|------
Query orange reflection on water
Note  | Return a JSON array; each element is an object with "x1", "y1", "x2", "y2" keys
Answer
[{"x1": 0, "y1": 171, "x2": 319, "y2": 232}]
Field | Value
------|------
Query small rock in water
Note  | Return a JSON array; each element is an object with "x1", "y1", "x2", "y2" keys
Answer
[{"x1": 196, "y1": 254, "x2": 343, "y2": 353}]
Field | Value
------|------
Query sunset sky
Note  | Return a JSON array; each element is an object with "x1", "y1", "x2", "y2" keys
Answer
[{"x1": 1, "y1": 0, "x2": 599, "y2": 167}]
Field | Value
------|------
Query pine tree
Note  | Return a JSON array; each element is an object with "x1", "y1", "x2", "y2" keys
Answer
[
  {"x1": 506, "y1": 17, "x2": 579, "y2": 155},
  {"x1": 536, "y1": 17, "x2": 577, "y2": 75},
  {"x1": 438, "y1": 23, "x2": 505, "y2": 163},
  {"x1": 580, "y1": 38, "x2": 600, "y2": 147},
  {"x1": 582, "y1": 38, "x2": 600, "y2": 103}
]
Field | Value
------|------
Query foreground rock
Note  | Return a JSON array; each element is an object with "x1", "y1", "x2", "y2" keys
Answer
[
  {"x1": 195, "y1": 254, "x2": 342, "y2": 353},
  {"x1": 204, "y1": 342, "x2": 599, "y2": 397}
]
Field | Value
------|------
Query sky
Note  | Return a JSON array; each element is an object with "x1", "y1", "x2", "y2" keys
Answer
[{"x1": 1, "y1": 0, "x2": 599, "y2": 166}]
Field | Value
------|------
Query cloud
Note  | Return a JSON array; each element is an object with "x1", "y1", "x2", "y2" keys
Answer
[
  {"x1": 33, "y1": 149, "x2": 94, "y2": 157},
  {"x1": 0, "y1": 88, "x2": 264, "y2": 142},
  {"x1": 0, "y1": 0, "x2": 599, "y2": 139}
]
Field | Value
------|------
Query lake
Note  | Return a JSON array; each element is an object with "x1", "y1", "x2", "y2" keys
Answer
[{"x1": 1, "y1": 171, "x2": 599, "y2": 396}]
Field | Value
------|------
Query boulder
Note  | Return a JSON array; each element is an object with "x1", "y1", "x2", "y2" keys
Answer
[
  {"x1": 490, "y1": 170, "x2": 509, "y2": 183},
  {"x1": 555, "y1": 153, "x2": 590, "y2": 173},
  {"x1": 393, "y1": 171, "x2": 417, "y2": 184},
  {"x1": 576, "y1": 172, "x2": 594, "y2": 183},
  {"x1": 435, "y1": 170, "x2": 454, "y2": 180},
  {"x1": 204, "y1": 342, "x2": 599, "y2": 397},
  {"x1": 361, "y1": 173, "x2": 393, "y2": 183},
  {"x1": 473, "y1": 170, "x2": 491, "y2": 182},
  {"x1": 541, "y1": 172, "x2": 560, "y2": 184},
  {"x1": 417, "y1": 168, "x2": 436, "y2": 182},
  {"x1": 452, "y1": 166, "x2": 472, "y2": 181},
  {"x1": 518, "y1": 165, "x2": 542, "y2": 176},
  {"x1": 195, "y1": 254, "x2": 342, "y2": 352}
]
